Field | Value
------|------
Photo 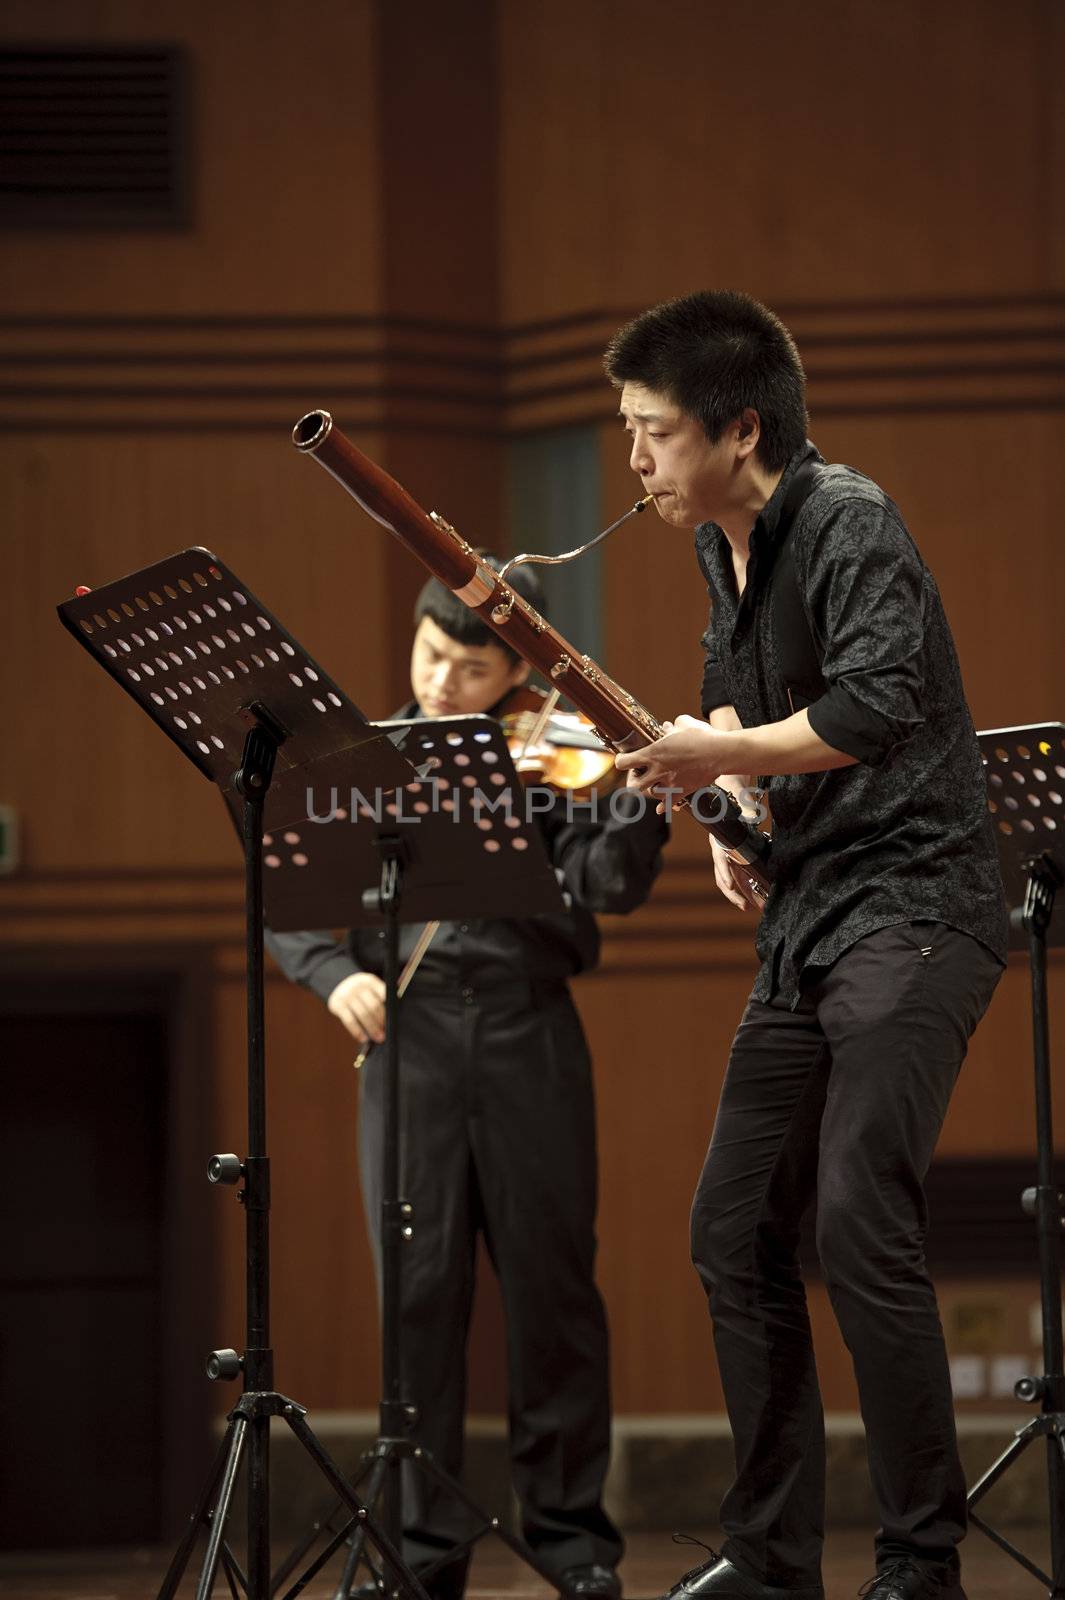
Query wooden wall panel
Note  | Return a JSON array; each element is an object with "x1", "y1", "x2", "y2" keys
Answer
[
  {"x1": 377, "y1": 0, "x2": 497, "y2": 324},
  {"x1": 499, "y1": 0, "x2": 1063, "y2": 321},
  {"x1": 578, "y1": 961, "x2": 753, "y2": 1413},
  {"x1": 212, "y1": 963, "x2": 380, "y2": 1414}
]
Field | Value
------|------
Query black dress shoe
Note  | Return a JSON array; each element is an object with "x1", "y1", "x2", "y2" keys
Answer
[
  {"x1": 858, "y1": 1557, "x2": 967, "y2": 1599},
  {"x1": 657, "y1": 1550, "x2": 824, "y2": 1598},
  {"x1": 559, "y1": 1563, "x2": 622, "y2": 1598}
]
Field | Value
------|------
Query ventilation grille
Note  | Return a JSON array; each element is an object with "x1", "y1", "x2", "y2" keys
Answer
[{"x1": 0, "y1": 45, "x2": 186, "y2": 226}]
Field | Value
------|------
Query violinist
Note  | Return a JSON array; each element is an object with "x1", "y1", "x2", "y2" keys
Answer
[{"x1": 267, "y1": 556, "x2": 668, "y2": 1600}]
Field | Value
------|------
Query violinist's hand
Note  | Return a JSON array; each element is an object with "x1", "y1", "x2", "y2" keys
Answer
[
  {"x1": 614, "y1": 714, "x2": 740, "y2": 810},
  {"x1": 327, "y1": 972, "x2": 386, "y2": 1045}
]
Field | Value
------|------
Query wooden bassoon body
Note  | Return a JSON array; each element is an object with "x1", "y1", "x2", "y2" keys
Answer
[{"x1": 292, "y1": 408, "x2": 772, "y2": 893}]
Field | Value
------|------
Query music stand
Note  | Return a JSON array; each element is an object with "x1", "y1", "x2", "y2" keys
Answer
[
  {"x1": 261, "y1": 715, "x2": 569, "y2": 929},
  {"x1": 967, "y1": 722, "x2": 1065, "y2": 1597},
  {"x1": 263, "y1": 715, "x2": 575, "y2": 1600},
  {"x1": 57, "y1": 549, "x2": 430, "y2": 1600}
]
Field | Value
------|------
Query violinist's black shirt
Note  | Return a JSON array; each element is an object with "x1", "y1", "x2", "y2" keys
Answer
[
  {"x1": 697, "y1": 443, "x2": 1007, "y2": 1008},
  {"x1": 267, "y1": 700, "x2": 668, "y2": 1001}
]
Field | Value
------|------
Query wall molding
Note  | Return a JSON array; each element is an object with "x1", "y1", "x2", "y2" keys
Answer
[
  {"x1": 4, "y1": 295, "x2": 1064, "y2": 434},
  {"x1": 0, "y1": 853, "x2": 763, "y2": 974},
  {"x1": 5, "y1": 861, "x2": 1058, "y2": 980}
]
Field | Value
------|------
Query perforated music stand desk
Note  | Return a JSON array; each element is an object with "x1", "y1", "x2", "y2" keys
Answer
[
  {"x1": 979, "y1": 722, "x2": 1065, "y2": 949},
  {"x1": 57, "y1": 548, "x2": 426, "y2": 1600},
  {"x1": 57, "y1": 547, "x2": 409, "y2": 833},
  {"x1": 261, "y1": 714, "x2": 564, "y2": 930}
]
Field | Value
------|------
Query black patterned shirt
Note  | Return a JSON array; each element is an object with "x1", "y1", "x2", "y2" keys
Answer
[{"x1": 697, "y1": 442, "x2": 1007, "y2": 1006}]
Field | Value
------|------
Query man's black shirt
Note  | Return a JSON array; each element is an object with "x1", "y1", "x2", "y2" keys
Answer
[{"x1": 697, "y1": 443, "x2": 1007, "y2": 1007}]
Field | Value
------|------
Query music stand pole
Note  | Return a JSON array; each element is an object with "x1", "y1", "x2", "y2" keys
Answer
[
  {"x1": 238, "y1": 721, "x2": 277, "y2": 1594},
  {"x1": 149, "y1": 721, "x2": 278, "y2": 1600},
  {"x1": 157, "y1": 720, "x2": 282, "y2": 1599},
  {"x1": 372, "y1": 833, "x2": 410, "y2": 1559}
]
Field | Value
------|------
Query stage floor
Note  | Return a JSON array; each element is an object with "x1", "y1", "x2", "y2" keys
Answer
[{"x1": 0, "y1": 1530, "x2": 1052, "y2": 1600}]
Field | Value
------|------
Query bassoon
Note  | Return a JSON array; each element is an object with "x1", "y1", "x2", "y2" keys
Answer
[{"x1": 292, "y1": 409, "x2": 772, "y2": 898}]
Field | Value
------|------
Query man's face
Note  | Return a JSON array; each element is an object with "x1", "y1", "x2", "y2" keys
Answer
[
  {"x1": 410, "y1": 615, "x2": 527, "y2": 717},
  {"x1": 619, "y1": 381, "x2": 743, "y2": 528}
]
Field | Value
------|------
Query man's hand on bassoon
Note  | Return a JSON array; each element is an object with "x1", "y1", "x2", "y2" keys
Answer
[{"x1": 615, "y1": 714, "x2": 741, "y2": 804}]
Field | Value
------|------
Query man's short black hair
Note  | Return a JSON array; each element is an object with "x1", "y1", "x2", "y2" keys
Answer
[
  {"x1": 413, "y1": 553, "x2": 546, "y2": 665},
  {"x1": 603, "y1": 289, "x2": 808, "y2": 472}
]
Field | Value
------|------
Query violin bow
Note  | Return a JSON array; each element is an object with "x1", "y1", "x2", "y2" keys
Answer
[{"x1": 352, "y1": 918, "x2": 440, "y2": 1072}]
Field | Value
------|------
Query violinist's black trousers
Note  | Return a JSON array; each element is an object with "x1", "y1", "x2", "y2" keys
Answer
[
  {"x1": 690, "y1": 921, "x2": 1003, "y2": 1591},
  {"x1": 357, "y1": 975, "x2": 621, "y2": 1583}
]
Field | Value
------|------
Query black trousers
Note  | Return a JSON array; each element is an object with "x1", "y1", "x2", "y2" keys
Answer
[
  {"x1": 357, "y1": 976, "x2": 622, "y2": 1580},
  {"x1": 690, "y1": 922, "x2": 1003, "y2": 1590}
]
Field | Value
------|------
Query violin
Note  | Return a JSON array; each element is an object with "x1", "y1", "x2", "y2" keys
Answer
[{"x1": 497, "y1": 684, "x2": 620, "y2": 800}]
